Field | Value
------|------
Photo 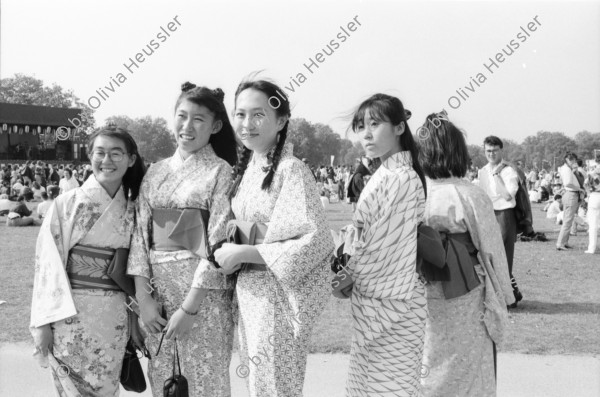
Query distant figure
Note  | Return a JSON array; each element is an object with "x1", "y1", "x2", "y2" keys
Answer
[{"x1": 6, "y1": 195, "x2": 35, "y2": 226}]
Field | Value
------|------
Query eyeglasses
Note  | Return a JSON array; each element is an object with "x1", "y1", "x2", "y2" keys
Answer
[{"x1": 91, "y1": 150, "x2": 128, "y2": 163}]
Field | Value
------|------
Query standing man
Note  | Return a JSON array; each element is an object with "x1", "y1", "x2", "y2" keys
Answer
[
  {"x1": 557, "y1": 152, "x2": 584, "y2": 248},
  {"x1": 478, "y1": 136, "x2": 523, "y2": 308}
]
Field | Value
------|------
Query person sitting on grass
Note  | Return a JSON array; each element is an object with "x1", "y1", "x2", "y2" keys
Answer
[
  {"x1": 6, "y1": 195, "x2": 36, "y2": 226},
  {"x1": 36, "y1": 192, "x2": 52, "y2": 220},
  {"x1": 0, "y1": 194, "x2": 12, "y2": 216},
  {"x1": 21, "y1": 181, "x2": 34, "y2": 201},
  {"x1": 545, "y1": 194, "x2": 563, "y2": 221}
]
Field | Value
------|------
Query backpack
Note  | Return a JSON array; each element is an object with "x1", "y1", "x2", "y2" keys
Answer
[{"x1": 496, "y1": 162, "x2": 533, "y2": 235}]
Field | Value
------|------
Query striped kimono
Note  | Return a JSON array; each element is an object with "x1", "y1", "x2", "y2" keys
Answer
[
  {"x1": 30, "y1": 175, "x2": 134, "y2": 396},
  {"x1": 345, "y1": 151, "x2": 427, "y2": 397}
]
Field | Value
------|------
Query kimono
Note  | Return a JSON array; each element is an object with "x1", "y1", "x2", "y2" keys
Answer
[
  {"x1": 345, "y1": 151, "x2": 427, "y2": 397},
  {"x1": 127, "y1": 144, "x2": 234, "y2": 397},
  {"x1": 421, "y1": 177, "x2": 514, "y2": 397},
  {"x1": 30, "y1": 175, "x2": 134, "y2": 397},
  {"x1": 232, "y1": 143, "x2": 334, "y2": 397}
]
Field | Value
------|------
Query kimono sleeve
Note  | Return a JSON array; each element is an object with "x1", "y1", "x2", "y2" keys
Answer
[
  {"x1": 256, "y1": 160, "x2": 334, "y2": 287},
  {"x1": 463, "y1": 189, "x2": 515, "y2": 304},
  {"x1": 191, "y1": 163, "x2": 233, "y2": 289},
  {"x1": 127, "y1": 178, "x2": 153, "y2": 280}
]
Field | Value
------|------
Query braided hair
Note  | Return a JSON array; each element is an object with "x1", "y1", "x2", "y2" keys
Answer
[
  {"x1": 175, "y1": 82, "x2": 238, "y2": 167},
  {"x1": 351, "y1": 94, "x2": 427, "y2": 197},
  {"x1": 230, "y1": 80, "x2": 291, "y2": 196}
]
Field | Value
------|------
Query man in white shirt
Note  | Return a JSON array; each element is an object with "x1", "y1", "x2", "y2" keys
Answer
[
  {"x1": 546, "y1": 194, "x2": 562, "y2": 221},
  {"x1": 556, "y1": 153, "x2": 584, "y2": 249},
  {"x1": 59, "y1": 169, "x2": 79, "y2": 194},
  {"x1": 478, "y1": 136, "x2": 523, "y2": 308}
]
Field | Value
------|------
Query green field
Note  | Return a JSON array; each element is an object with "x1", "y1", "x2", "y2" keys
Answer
[{"x1": 1, "y1": 200, "x2": 599, "y2": 356}]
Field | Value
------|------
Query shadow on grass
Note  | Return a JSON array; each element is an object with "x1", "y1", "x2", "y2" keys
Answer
[{"x1": 516, "y1": 300, "x2": 600, "y2": 315}]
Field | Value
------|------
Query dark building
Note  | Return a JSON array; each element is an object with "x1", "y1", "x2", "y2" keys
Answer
[{"x1": 0, "y1": 102, "x2": 88, "y2": 162}]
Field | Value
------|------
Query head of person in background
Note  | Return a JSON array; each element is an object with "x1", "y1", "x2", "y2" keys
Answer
[
  {"x1": 47, "y1": 185, "x2": 60, "y2": 199},
  {"x1": 483, "y1": 135, "x2": 505, "y2": 167},
  {"x1": 64, "y1": 168, "x2": 73, "y2": 180},
  {"x1": 417, "y1": 112, "x2": 470, "y2": 181},
  {"x1": 564, "y1": 152, "x2": 578, "y2": 170},
  {"x1": 173, "y1": 82, "x2": 238, "y2": 167},
  {"x1": 231, "y1": 79, "x2": 291, "y2": 192},
  {"x1": 87, "y1": 123, "x2": 146, "y2": 200},
  {"x1": 351, "y1": 93, "x2": 426, "y2": 193}
]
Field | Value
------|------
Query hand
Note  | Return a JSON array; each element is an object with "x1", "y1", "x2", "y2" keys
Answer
[
  {"x1": 164, "y1": 308, "x2": 195, "y2": 340},
  {"x1": 214, "y1": 243, "x2": 245, "y2": 275},
  {"x1": 138, "y1": 296, "x2": 167, "y2": 334},
  {"x1": 32, "y1": 324, "x2": 53, "y2": 358}
]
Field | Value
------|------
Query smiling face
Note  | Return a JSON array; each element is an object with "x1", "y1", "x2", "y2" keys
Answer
[
  {"x1": 233, "y1": 88, "x2": 286, "y2": 155},
  {"x1": 90, "y1": 135, "x2": 135, "y2": 193},
  {"x1": 174, "y1": 99, "x2": 222, "y2": 156},
  {"x1": 484, "y1": 144, "x2": 503, "y2": 166},
  {"x1": 356, "y1": 110, "x2": 403, "y2": 161}
]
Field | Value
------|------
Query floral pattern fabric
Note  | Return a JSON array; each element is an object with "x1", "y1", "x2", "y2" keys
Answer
[
  {"x1": 30, "y1": 175, "x2": 134, "y2": 396},
  {"x1": 420, "y1": 177, "x2": 515, "y2": 397},
  {"x1": 231, "y1": 143, "x2": 334, "y2": 397},
  {"x1": 127, "y1": 145, "x2": 235, "y2": 397}
]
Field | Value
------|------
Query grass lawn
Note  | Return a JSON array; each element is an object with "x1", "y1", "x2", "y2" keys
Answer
[{"x1": 1, "y1": 199, "x2": 599, "y2": 357}]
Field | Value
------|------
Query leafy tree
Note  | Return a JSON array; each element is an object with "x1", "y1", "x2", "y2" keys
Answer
[
  {"x1": 0, "y1": 73, "x2": 96, "y2": 134},
  {"x1": 574, "y1": 131, "x2": 600, "y2": 160},
  {"x1": 105, "y1": 115, "x2": 176, "y2": 163}
]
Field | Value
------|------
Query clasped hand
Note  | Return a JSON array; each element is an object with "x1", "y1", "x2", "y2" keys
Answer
[{"x1": 213, "y1": 243, "x2": 245, "y2": 275}]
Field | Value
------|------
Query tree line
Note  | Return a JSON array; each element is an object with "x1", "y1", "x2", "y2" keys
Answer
[{"x1": 1, "y1": 74, "x2": 597, "y2": 167}]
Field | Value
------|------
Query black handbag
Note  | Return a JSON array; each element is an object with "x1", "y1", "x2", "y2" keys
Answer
[
  {"x1": 120, "y1": 338, "x2": 148, "y2": 393},
  {"x1": 163, "y1": 339, "x2": 188, "y2": 397}
]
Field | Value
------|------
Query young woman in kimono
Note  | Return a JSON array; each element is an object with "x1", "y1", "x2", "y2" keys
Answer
[
  {"x1": 416, "y1": 114, "x2": 515, "y2": 397},
  {"x1": 30, "y1": 125, "x2": 146, "y2": 396},
  {"x1": 335, "y1": 94, "x2": 428, "y2": 397},
  {"x1": 213, "y1": 79, "x2": 334, "y2": 397},
  {"x1": 127, "y1": 83, "x2": 237, "y2": 397}
]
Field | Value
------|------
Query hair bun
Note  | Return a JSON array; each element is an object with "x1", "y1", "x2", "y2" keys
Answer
[
  {"x1": 212, "y1": 88, "x2": 225, "y2": 102},
  {"x1": 105, "y1": 121, "x2": 118, "y2": 130},
  {"x1": 181, "y1": 82, "x2": 197, "y2": 92},
  {"x1": 404, "y1": 109, "x2": 412, "y2": 120}
]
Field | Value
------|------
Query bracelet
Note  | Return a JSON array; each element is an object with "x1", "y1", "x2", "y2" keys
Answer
[{"x1": 180, "y1": 305, "x2": 198, "y2": 316}]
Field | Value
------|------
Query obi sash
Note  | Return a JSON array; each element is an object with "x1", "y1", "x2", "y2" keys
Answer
[
  {"x1": 420, "y1": 231, "x2": 481, "y2": 299},
  {"x1": 66, "y1": 245, "x2": 122, "y2": 291},
  {"x1": 152, "y1": 207, "x2": 214, "y2": 261}
]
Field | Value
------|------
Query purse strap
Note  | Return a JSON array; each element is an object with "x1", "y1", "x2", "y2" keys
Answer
[{"x1": 172, "y1": 338, "x2": 182, "y2": 377}]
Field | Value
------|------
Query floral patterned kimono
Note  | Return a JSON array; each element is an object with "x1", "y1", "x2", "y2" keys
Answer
[
  {"x1": 421, "y1": 177, "x2": 514, "y2": 397},
  {"x1": 345, "y1": 151, "x2": 427, "y2": 397},
  {"x1": 127, "y1": 144, "x2": 234, "y2": 397},
  {"x1": 232, "y1": 143, "x2": 334, "y2": 397},
  {"x1": 30, "y1": 175, "x2": 134, "y2": 396}
]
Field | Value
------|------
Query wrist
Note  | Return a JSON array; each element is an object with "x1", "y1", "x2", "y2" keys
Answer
[{"x1": 180, "y1": 305, "x2": 198, "y2": 316}]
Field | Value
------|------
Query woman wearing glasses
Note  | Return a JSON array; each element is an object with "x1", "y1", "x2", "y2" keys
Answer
[
  {"x1": 127, "y1": 83, "x2": 237, "y2": 396},
  {"x1": 30, "y1": 124, "x2": 146, "y2": 396}
]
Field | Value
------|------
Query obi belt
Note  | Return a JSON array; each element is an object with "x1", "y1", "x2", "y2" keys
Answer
[
  {"x1": 66, "y1": 245, "x2": 126, "y2": 291},
  {"x1": 151, "y1": 207, "x2": 216, "y2": 264},
  {"x1": 419, "y1": 231, "x2": 481, "y2": 299}
]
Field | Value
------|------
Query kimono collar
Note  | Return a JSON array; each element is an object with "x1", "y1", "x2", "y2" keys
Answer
[
  {"x1": 172, "y1": 144, "x2": 216, "y2": 169},
  {"x1": 381, "y1": 150, "x2": 412, "y2": 171},
  {"x1": 251, "y1": 142, "x2": 294, "y2": 168},
  {"x1": 81, "y1": 173, "x2": 126, "y2": 204}
]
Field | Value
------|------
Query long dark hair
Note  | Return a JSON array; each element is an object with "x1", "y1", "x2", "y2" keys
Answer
[
  {"x1": 175, "y1": 82, "x2": 238, "y2": 167},
  {"x1": 87, "y1": 123, "x2": 146, "y2": 200},
  {"x1": 351, "y1": 93, "x2": 427, "y2": 196},
  {"x1": 230, "y1": 79, "x2": 291, "y2": 196}
]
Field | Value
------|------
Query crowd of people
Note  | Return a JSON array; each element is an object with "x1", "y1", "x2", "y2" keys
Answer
[{"x1": 20, "y1": 76, "x2": 600, "y2": 397}]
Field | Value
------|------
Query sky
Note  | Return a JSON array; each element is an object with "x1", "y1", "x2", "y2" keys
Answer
[{"x1": 1, "y1": 0, "x2": 599, "y2": 146}]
